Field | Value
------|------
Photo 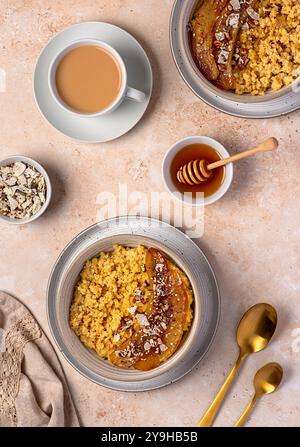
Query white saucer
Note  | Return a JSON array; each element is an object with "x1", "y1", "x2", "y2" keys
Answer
[{"x1": 33, "y1": 22, "x2": 153, "y2": 143}]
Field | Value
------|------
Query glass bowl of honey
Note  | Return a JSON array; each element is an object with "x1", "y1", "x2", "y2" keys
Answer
[{"x1": 162, "y1": 136, "x2": 233, "y2": 206}]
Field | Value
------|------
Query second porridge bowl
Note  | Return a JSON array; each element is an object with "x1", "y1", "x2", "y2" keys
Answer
[
  {"x1": 47, "y1": 217, "x2": 220, "y2": 391},
  {"x1": 170, "y1": 0, "x2": 300, "y2": 118}
]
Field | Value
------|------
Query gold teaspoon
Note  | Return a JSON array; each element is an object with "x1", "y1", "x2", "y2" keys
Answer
[
  {"x1": 197, "y1": 303, "x2": 278, "y2": 427},
  {"x1": 235, "y1": 362, "x2": 283, "y2": 427}
]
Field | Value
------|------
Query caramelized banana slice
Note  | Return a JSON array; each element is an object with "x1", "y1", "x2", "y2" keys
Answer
[
  {"x1": 191, "y1": 0, "x2": 259, "y2": 90},
  {"x1": 190, "y1": 0, "x2": 229, "y2": 82},
  {"x1": 134, "y1": 250, "x2": 189, "y2": 371},
  {"x1": 213, "y1": 0, "x2": 259, "y2": 90},
  {"x1": 109, "y1": 248, "x2": 189, "y2": 371}
]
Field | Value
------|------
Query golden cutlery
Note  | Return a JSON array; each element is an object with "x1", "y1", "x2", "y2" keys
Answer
[
  {"x1": 235, "y1": 362, "x2": 283, "y2": 427},
  {"x1": 197, "y1": 303, "x2": 278, "y2": 427},
  {"x1": 177, "y1": 137, "x2": 278, "y2": 185}
]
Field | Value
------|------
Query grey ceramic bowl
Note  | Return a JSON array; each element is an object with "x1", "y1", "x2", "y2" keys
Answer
[
  {"x1": 170, "y1": 0, "x2": 300, "y2": 118},
  {"x1": 0, "y1": 155, "x2": 52, "y2": 225},
  {"x1": 47, "y1": 216, "x2": 220, "y2": 391}
]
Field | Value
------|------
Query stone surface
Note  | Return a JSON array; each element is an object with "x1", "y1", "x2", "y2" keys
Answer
[{"x1": 0, "y1": 0, "x2": 299, "y2": 427}]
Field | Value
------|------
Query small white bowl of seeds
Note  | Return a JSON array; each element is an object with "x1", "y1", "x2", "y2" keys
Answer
[{"x1": 0, "y1": 155, "x2": 51, "y2": 224}]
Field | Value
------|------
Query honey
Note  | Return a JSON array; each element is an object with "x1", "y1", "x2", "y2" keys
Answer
[{"x1": 170, "y1": 144, "x2": 225, "y2": 198}]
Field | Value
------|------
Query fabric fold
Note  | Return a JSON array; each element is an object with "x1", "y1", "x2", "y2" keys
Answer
[{"x1": 0, "y1": 291, "x2": 79, "y2": 427}]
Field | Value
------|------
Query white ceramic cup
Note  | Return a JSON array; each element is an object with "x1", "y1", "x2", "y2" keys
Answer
[
  {"x1": 162, "y1": 136, "x2": 233, "y2": 206},
  {"x1": 48, "y1": 39, "x2": 146, "y2": 117}
]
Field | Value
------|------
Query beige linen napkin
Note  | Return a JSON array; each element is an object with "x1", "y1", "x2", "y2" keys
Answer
[{"x1": 0, "y1": 291, "x2": 79, "y2": 427}]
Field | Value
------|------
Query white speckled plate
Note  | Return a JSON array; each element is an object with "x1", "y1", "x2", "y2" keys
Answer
[
  {"x1": 34, "y1": 22, "x2": 152, "y2": 143},
  {"x1": 47, "y1": 216, "x2": 220, "y2": 391},
  {"x1": 170, "y1": 0, "x2": 300, "y2": 118}
]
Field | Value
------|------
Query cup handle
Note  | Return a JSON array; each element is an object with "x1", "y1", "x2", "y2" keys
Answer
[{"x1": 126, "y1": 86, "x2": 146, "y2": 103}]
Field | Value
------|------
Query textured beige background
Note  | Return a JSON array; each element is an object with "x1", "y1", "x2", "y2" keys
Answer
[{"x1": 0, "y1": 0, "x2": 300, "y2": 427}]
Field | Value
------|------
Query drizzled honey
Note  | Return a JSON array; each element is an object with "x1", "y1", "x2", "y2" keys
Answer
[{"x1": 170, "y1": 143, "x2": 225, "y2": 198}]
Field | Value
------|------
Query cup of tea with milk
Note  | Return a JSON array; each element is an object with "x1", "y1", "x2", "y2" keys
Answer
[{"x1": 48, "y1": 39, "x2": 145, "y2": 117}]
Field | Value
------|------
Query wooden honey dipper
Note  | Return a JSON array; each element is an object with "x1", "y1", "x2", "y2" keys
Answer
[{"x1": 177, "y1": 137, "x2": 279, "y2": 186}]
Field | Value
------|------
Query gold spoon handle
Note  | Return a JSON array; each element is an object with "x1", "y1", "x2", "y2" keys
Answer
[
  {"x1": 234, "y1": 394, "x2": 259, "y2": 427},
  {"x1": 207, "y1": 137, "x2": 278, "y2": 171},
  {"x1": 197, "y1": 353, "x2": 245, "y2": 427}
]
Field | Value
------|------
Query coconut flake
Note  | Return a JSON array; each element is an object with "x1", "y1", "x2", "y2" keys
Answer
[
  {"x1": 218, "y1": 49, "x2": 229, "y2": 64},
  {"x1": 215, "y1": 32, "x2": 225, "y2": 41},
  {"x1": 13, "y1": 162, "x2": 26, "y2": 177},
  {"x1": 159, "y1": 343, "x2": 168, "y2": 352},
  {"x1": 144, "y1": 341, "x2": 151, "y2": 351},
  {"x1": 135, "y1": 313, "x2": 149, "y2": 326},
  {"x1": 128, "y1": 306, "x2": 137, "y2": 315},
  {"x1": 8, "y1": 196, "x2": 18, "y2": 211},
  {"x1": 227, "y1": 13, "x2": 240, "y2": 28},
  {"x1": 230, "y1": 0, "x2": 241, "y2": 11},
  {"x1": 113, "y1": 334, "x2": 120, "y2": 342},
  {"x1": 247, "y1": 7, "x2": 260, "y2": 21},
  {"x1": 155, "y1": 263, "x2": 164, "y2": 273}
]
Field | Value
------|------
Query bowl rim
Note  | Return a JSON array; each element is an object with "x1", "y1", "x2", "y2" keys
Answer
[
  {"x1": 0, "y1": 155, "x2": 52, "y2": 225},
  {"x1": 47, "y1": 216, "x2": 220, "y2": 391},
  {"x1": 162, "y1": 135, "x2": 233, "y2": 206}
]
